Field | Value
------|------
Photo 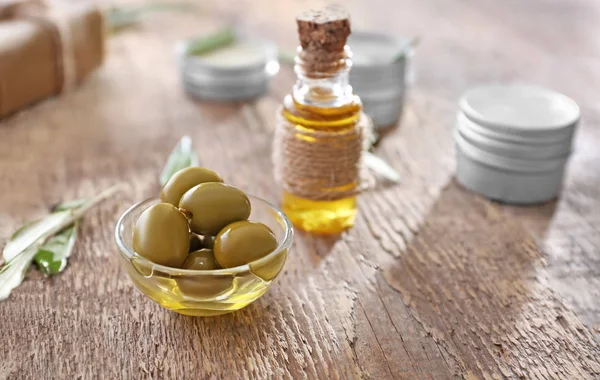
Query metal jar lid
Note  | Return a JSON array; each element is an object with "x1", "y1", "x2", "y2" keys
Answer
[
  {"x1": 453, "y1": 84, "x2": 580, "y2": 204},
  {"x1": 454, "y1": 129, "x2": 567, "y2": 173},
  {"x1": 456, "y1": 112, "x2": 573, "y2": 160},
  {"x1": 459, "y1": 84, "x2": 580, "y2": 141},
  {"x1": 176, "y1": 36, "x2": 279, "y2": 101},
  {"x1": 347, "y1": 31, "x2": 414, "y2": 128}
]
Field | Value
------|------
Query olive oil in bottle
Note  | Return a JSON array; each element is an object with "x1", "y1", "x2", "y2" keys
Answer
[{"x1": 274, "y1": 7, "x2": 368, "y2": 234}]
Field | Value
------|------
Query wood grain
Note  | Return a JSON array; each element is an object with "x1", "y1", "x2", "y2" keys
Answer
[{"x1": 1, "y1": 0, "x2": 600, "y2": 379}]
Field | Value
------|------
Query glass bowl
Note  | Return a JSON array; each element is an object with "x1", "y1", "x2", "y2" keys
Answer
[{"x1": 114, "y1": 196, "x2": 293, "y2": 317}]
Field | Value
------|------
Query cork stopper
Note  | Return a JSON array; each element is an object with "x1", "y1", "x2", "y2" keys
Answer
[
  {"x1": 296, "y1": 6, "x2": 351, "y2": 74},
  {"x1": 296, "y1": 6, "x2": 351, "y2": 54}
]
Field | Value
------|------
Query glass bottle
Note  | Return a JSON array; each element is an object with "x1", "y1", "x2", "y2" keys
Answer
[{"x1": 275, "y1": 9, "x2": 367, "y2": 234}]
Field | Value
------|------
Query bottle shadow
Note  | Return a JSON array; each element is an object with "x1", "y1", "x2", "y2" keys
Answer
[{"x1": 379, "y1": 180, "x2": 598, "y2": 376}]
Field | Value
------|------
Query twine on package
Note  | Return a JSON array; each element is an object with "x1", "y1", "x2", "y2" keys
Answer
[{"x1": 0, "y1": 0, "x2": 77, "y2": 93}]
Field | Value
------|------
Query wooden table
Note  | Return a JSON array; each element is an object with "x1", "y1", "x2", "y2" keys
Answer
[{"x1": 1, "y1": 0, "x2": 599, "y2": 378}]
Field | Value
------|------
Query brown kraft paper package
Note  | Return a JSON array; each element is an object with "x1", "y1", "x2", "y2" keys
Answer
[{"x1": 0, "y1": 1, "x2": 104, "y2": 118}]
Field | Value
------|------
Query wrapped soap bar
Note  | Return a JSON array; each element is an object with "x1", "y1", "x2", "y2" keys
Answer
[{"x1": 0, "y1": 2, "x2": 104, "y2": 119}]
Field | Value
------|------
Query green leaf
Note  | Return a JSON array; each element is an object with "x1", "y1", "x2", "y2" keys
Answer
[
  {"x1": 392, "y1": 36, "x2": 420, "y2": 62},
  {"x1": 52, "y1": 198, "x2": 88, "y2": 212},
  {"x1": 3, "y1": 186, "x2": 120, "y2": 265},
  {"x1": 160, "y1": 136, "x2": 199, "y2": 186},
  {"x1": 367, "y1": 129, "x2": 379, "y2": 150},
  {"x1": 186, "y1": 27, "x2": 236, "y2": 56},
  {"x1": 0, "y1": 245, "x2": 39, "y2": 301},
  {"x1": 34, "y1": 224, "x2": 78, "y2": 276},
  {"x1": 278, "y1": 50, "x2": 296, "y2": 65},
  {"x1": 364, "y1": 151, "x2": 401, "y2": 183},
  {"x1": 4, "y1": 212, "x2": 72, "y2": 263},
  {"x1": 0, "y1": 186, "x2": 120, "y2": 302},
  {"x1": 105, "y1": 2, "x2": 193, "y2": 32},
  {"x1": 105, "y1": 8, "x2": 140, "y2": 31}
]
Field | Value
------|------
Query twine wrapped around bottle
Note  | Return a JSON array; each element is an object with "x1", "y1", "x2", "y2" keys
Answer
[{"x1": 273, "y1": 111, "x2": 373, "y2": 201}]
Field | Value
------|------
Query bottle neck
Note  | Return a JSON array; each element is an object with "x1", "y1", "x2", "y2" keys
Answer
[{"x1": 292, "y1": 46, "x2": 354, "y2": 108}]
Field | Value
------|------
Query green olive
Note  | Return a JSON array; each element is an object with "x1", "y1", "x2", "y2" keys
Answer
[
  {"x1": 133, "y1": 203, "x2": 190, "y2": 267},
  {"x1": 160, "y1": 167, "x2": 223, "y2": 207},
  {"x1": 177, "y1": 275, "x2": 234, "y2": 299},
  {"x1": 214, "y1": 221, "x2": 278, "y2": 268},
  {"x1": 183, "y1": 249, "x2": 218, "y2": 270},
  {"x1": 177, "y1": 248, "x2": 232, "y2": 299},
  {"x1": 179, "y1": 183, "x2": 251, "y2": 236}
]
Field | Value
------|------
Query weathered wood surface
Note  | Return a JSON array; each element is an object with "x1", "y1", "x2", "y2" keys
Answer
[{"x1": 1, "y1": 0, "x2": 600, "y2": 378}]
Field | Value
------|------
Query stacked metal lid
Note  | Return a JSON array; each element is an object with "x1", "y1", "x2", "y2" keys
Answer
[
  {"x1": 176, "y1": 34, "x2": 279, "y2": 101},
  {"x1": 454, "y1": 84, "x2": 580, "y2": 204},
  {"x1": 348, "y1": 32, "x2": 414, "y2": 129}
]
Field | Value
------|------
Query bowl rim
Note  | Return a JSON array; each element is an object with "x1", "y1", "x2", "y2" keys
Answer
[{"x1": 114, "y1": 195, "x2": 294, "y2": 276}]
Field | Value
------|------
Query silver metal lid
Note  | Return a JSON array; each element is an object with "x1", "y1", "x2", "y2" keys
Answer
[
  {"x1": 454, "y1": 129, "x2": 567, "y2": 173},
  {"x1": 176, "y1": 36, "x2": 279, "y2": 101},
  {"x1": 459, "y1": 84, "x2": 580, "y2": 141},
  {"x1": 347, "y1": 31, "x2": 414, "y2": 128},
  {"x1": 453, "y1": 84, "x2": 579, "y2": 204},
  {"x1": 456, "y1": 111, "x2": 573, "y2": 160}
]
